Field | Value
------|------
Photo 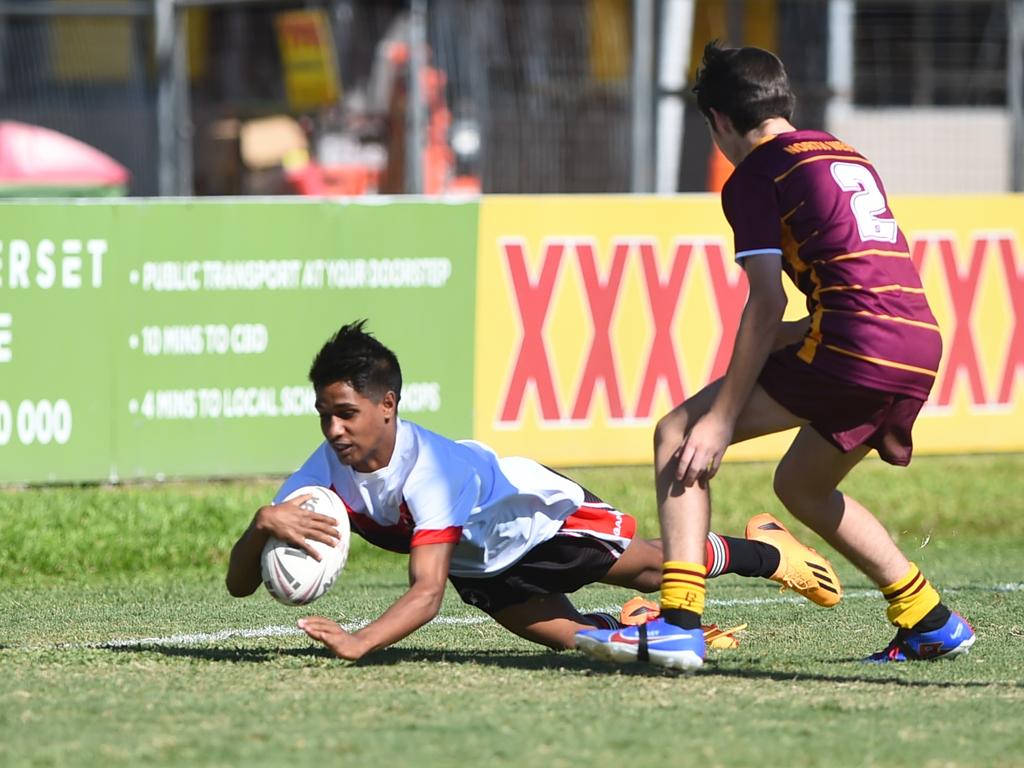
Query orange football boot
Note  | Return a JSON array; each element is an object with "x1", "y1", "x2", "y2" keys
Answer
[
  {"x1": 745, "y1": 513, "x2": 842, "y2": 607},
  {"x1": 619, "y1": 596, "x2": 661, "y2": 626}
]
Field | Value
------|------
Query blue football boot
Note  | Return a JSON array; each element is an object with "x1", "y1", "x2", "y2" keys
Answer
[
  {"x1": 576, "y1": 618, "x2": 706, "y2": 671},
  {"x1": 866, "y1": 612, "x2": 975, "y2": 662}
]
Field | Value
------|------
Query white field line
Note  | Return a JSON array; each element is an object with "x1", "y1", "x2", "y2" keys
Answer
[{"x1": 11, "y1": 582, "x2": 1016, "y2": 652}]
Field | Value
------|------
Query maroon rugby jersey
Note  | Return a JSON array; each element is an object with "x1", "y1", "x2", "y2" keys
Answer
[{"x1": 721, "y1": 129, "x2": 941, "y2": 399}]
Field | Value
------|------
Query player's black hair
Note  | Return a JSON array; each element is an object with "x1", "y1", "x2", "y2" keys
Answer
[
  {"x1": 692, "y1": 41, "x2": 796, "y2": 135},
  {"x1": 309, "y1": 320, "x2": 402, "y2": 404}
]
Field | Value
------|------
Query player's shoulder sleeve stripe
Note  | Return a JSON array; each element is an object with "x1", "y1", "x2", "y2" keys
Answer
[
  {"x1": 774, "y1": 154, "x2": 873, "y2": 183},
  {"x1": 781, "y1": 201, "x2": 805, "y2": 222},
  {"x1": 411, "y1": 526, "x2": 463, "y2": 547},
  {"x1": 735, "y1": 247, "x2": 784, "y2": 261}
]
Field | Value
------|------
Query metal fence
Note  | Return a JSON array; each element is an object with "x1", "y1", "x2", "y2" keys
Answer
[{"x1": 0, "y1": 0, "x2": 1021, "y2": 196}]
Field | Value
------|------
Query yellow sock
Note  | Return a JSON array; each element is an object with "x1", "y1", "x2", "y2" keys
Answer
[
  {"x1": 881, "y1": 563, "x2": 941, "y2": 628},
  {"x1": 660, "y1": 561, "x2": 707, "y2": 616}
]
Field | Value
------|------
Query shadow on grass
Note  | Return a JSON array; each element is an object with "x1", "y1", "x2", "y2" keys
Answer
[
  {"x1": 105, "y1": 643, "x2": 570, "y2": 669},
  {"x1": 104, "y1": 643, "x2": 1019, "y2": 689},
  {"x1": 106, "y1": 644, "x2": 333, "y2": 663},
  {"x1": 700, "y1": 662, "x2": 1019, "y2": 689}
]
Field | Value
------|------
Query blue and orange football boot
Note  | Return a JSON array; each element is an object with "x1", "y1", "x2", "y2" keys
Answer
[
  {"x1": 617, "y1": 596, "x2": 745, "y2": 650},
  {"x1": 867, "y1": 612, "x2": 975, "y2": 662},
  {"x1": 575, "y1": 617, "x2": 706, "y2": 671}
]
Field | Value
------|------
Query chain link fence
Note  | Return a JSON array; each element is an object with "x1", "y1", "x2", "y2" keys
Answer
[
  {"x1": 0, "y1": 1, "x2": 157, "y2": 193},
  {"x1": 0, "y1": 0, "x2": 1019, "y2": 196}
]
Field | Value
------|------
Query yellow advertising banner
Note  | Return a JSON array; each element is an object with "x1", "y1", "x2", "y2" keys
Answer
[
  {"x1": 275, "y1": 10, "x2": 341, "y2": 111},
  {"x1": 474, "y1": 194, "x2": 1024, "y2": 466},
  {"x1": 897, "y1": 195, "x2": 1024, "y2": 453}
]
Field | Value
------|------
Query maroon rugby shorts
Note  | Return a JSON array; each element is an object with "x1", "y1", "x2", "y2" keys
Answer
[{"x1": 757, "y1": 349, "x2": 927, "y2": 466}]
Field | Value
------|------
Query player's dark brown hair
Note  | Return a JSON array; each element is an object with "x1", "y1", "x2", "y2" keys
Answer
[
  {"x1": 692, "y1": 41, "x2": 796, "y2": 135},
  {"x1": 309, "y1": 320, "x2": 402, "y2": 404}
]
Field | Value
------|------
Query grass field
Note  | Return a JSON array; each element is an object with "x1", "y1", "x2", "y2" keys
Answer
[{"x1": 2, "y1": 454, "x2": 1023, "y2": 767}]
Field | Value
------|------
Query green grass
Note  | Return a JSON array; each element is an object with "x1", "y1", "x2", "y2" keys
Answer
[{"x1": 2, "y1": 454, "x2": 1023, "y2": 767}]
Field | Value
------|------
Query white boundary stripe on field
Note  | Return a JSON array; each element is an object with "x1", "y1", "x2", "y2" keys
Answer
[
  {"x1": 35, "y1": 583, "x2": 1020, "y2": 652},
  {"x1": 80, "y1": 593, "x2": 858, "y2": 650}
]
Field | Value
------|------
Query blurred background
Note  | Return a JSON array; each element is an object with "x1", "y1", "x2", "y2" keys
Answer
[{"x1": 0, "y1": 0, "x2": 1020, "y2": 198}]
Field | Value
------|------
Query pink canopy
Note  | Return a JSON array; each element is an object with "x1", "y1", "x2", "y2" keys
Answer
[{"x1": 0, "y1": 121, "x2": 129, "y2": 187}]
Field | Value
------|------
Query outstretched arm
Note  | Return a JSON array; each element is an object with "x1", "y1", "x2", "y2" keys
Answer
[
  {"x1": 299, "y1": 541, "x2": 455, "y2": 661},
  {"x1": 225, "y1": 495, "x2": 341, "y2": 597}
]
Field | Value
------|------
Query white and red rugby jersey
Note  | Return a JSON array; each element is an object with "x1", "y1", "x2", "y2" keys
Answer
[{"x1": 274, "y1": 418, "x2": 587, "y2": 577}]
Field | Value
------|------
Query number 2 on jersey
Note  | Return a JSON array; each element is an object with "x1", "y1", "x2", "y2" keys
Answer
[{"x1": 830, "y1": 161, "x2": 899, "y2": 244}]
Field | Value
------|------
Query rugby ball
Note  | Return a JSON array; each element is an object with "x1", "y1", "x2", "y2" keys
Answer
[{"x1": 261, "y1": 485, "x2": 351, "y2": 606}]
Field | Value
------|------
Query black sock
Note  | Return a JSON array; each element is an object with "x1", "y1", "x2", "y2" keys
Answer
[
  {"x1": 581, "y1": 612, "x2": 622, "y2": 630},
  {"x1": 719, "y1": 536, "x2": 780, "y2": 579},
  {"x1": 661, "y1": 608, "x2": 701, "y2": 630},
  {"x1": 911, "y1": 602, "x2": 952, "y2": 632}
]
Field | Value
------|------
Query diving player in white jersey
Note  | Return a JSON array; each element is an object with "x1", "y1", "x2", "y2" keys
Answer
[{"x1": 225, "y1": 321, "x2": 842, "y2": 661}]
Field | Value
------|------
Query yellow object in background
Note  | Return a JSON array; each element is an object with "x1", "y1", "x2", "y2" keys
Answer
[
  {"x1": 690, "y1": 0, "x2": 778, "y2": 78},
  {"x1": 704, "y1": 623, "x2": 746, "y2": 650},
  {"x1": 275, "y1": 9, "x2": 341, "y2": 112},
  {"x1": 51, "y1": 3, "x2": 209, "y2": 83},
  {"x1": 588, "y1": 0, "x2": 630, "y2": 82},
  {"x1": 51, "y1": 0, "x2": 134, "y2": 82}
]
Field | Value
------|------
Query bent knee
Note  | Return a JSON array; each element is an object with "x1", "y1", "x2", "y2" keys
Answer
[
  {"x1": 654, "y1": 408, "x2": 690, "y2": 451},
  {"x1": 773, "y1": 461, "x2": 804, "y2": 508},
  {"x1": 773, "y1": 462, "x2": 832, "y2": 517}
]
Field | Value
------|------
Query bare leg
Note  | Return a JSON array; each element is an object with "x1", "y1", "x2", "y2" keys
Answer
[
  {"x1": 600, "y1": 537, "x2": 662, "y2": 592},
  {"x1": 773, "y1": 426, "x2": 910, "y2": 586},
  {"x1": 655, "y1": 381, "x2": 806, "y2": 565},
  {"x1": 491, "y1": 593, "x2": 598, "y2": 650},
  {"x1": 654, "y1": 384, "x2": 717, "y2": 564},
  {"x1": 491, "y1": 537, "x2": 667, "y2": 650}
]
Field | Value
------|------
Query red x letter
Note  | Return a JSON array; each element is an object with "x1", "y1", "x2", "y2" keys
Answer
[
  {"x1": 634, "y1": 240, "x2": 691, "y2": 418},
  {"x1": 705, "y1": 242, "x2": 749, "y2": 382},
  {"x1": 571, "y1": 241, "x2": 628, "y2": 420},
  {"x1": 910, "y1": 237, "x2": 928, "y2": 274},
  {"x1": 499, "y1": 239, "x2": 563, "y2": 422},
  {"x1": 998, "y1": 236, "x2": 1024, "y2": 404},
  {"x1": 935, "y1": 236, "x2": 986, "y2": 406}
]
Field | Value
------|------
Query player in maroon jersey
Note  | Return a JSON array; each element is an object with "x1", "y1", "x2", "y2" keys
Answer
[{"x1": 576, "y1": 42, "x2": 974, "y2": 670}]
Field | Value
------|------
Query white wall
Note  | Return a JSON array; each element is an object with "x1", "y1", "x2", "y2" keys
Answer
[{"x1": 826, "y1": 108, "x2": 1010, "y2": 194}]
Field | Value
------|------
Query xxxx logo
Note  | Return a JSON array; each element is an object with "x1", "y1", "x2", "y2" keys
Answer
[
  {"x1": 497, "y1": 236, "x2": 746, "y2": 425},
  {"x1": 495, "y1": 231, "x2": 1024, "y2": 426}
]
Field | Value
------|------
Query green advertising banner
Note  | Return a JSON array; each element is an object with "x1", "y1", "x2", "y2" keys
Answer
[{"x1": 0, "y1": 200, "x2": 478, "y2": 484}]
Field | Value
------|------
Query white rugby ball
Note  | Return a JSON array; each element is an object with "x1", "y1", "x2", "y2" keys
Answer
[{"x1": 261, "y1": 485, "x2": 351, "y2": 606}]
